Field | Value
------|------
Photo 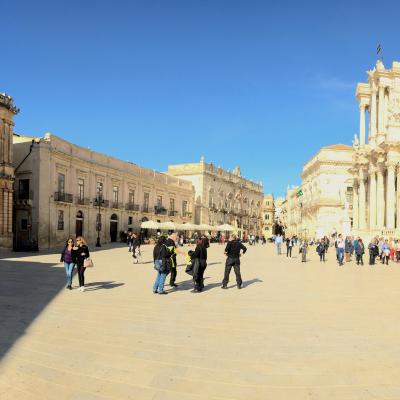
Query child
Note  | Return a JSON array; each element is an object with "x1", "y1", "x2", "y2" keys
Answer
[{"x1": 185, "y1": 250, "x2": 194, "y2": 275}]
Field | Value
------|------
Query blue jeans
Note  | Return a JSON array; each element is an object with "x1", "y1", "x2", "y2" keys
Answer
[
  {"x1": 336, "y1": 248, "x2": 344, "y2": 265},
  {"x1": 153, "y1": 271, "x2": 167, "y2": 293},
  {"x1": 64, "y1": 262, "x2": 75, "y2": 286}
]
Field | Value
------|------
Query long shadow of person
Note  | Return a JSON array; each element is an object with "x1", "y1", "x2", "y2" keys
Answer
[{"x1": 84, "y1": 281, "x2": 125, "y2": 291}]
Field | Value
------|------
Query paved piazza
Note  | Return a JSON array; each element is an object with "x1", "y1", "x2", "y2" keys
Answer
[{"x1": 1, "y1": 243, "x2": 400, "y2": 399}]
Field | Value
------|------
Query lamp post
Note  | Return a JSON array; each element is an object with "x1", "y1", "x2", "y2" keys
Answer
[{"x1": 96, "y1": 187, "x2": 102, "y2": 247}]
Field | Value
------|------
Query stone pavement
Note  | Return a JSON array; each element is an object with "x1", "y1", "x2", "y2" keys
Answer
[{"x1": 1, "y1": 243, "x2": 400, "y2": 399}]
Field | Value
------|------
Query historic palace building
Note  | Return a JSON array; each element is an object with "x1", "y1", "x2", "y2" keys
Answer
[
  {"x1": 0, "y1": 93, "x2": 18, "y2": 248},
  {"x1": 13, "y1": 133, "x2": 194, "y2": 250},
  {"x1": 300, "y1": 145, "x2": 353, "y2": 239},
  {"x1": 352, "y1": 60, "x2": 400, "y2": 238},
  {"x1": 261, "y1": 194, "x2": 275, "y2": 237},
  {"x1": 167, "y1": 161, "x2": 264, "y2": 236}
]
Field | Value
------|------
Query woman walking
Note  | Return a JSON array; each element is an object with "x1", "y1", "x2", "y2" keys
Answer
[
  {"x1": 382, "y1": 239, "x2": 390, "y2": 265},
  {"x1": 153, "y1": 236, "x2": 169, "y2": 295},
  {"x1": 355, "y1": 238, "x2": 365, "y2": 266},
  {"x1": 192, "y1": 237, "x2": 208, "y2": 292},
  {"x1": 75, "y1": 236, "x2": 90, "y2": 292},
  {"x1": 60, "y1": 238, "x2": 76, "y2": 290},
  {"x1": 286, "y1": 237, "x2": 293, "y2": 258},
  {"x1": 316, "y1": 239, "x2": 326, "y2": 262}
]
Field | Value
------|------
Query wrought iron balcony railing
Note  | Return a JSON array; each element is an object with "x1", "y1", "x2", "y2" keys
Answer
[{"x1": 54, "y1": 192, "x2": 73, "y2": 203}]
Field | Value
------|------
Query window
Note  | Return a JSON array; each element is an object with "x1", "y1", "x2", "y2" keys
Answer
[
  {"x1": 21, "y1": 218, "x2": 28, "y2": 231},
  {"x1": 129, "y1": 190, "x2": 135, "y2": 204},
  {"x1": 144, "y1": 192, "x2": 149, "y2": 211},
  {"x1": 182, "y1": 200, "x2": 188, "y2": 216},
  {"x1": 170, "y1": 198, "x2": 175, "y2": 211},
  {"x1": 58, "y1": 173, "x2": 65, "y2": 195},
  {"x1": 128, "y1": 216, "x2": 133, "y2": 225},
  {"x1": 18, "y1": 179, "x2": 30, "y2": 200},
  {"x1": 97, "y1": 182, "x2": 103, "y2": 198},
  {"x1": 346, "y1": 186, "x2": 353, "y2": 203},
  {"x1": 265, "y1": 214, "x2": 270, "y2": 220},
  {"x1": 58, "y1": 210, "x2": 64, "y2": 230},
  {"x1": 78, "y1": 178, "x2": 85, "y2": 201},
  {"x1": 113, "y1": 186, "x2": 119, "y2": 204},
  {"x1": 157, "y1": 195, "x2": 162, "y2": 207}
]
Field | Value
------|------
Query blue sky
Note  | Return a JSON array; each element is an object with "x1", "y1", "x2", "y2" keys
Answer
[{"x1": 2, "y1": 0, "x2": 400, "y2": 197}]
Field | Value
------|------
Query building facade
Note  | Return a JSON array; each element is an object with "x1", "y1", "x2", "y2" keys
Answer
[
  {"x1": 301, "y1": 145, "x2": 353, "y2": 239},
  {"x1": 0, "y1": 93, "x2": 18, "y2": 248},
  {"x1": 261, "y1": 194, "x2": 274, "y2": 237},
  {"x1": 283, "y1": 187, "x2": 301, "y2": 237},
  {"x1": 167, "y1": 161, "x2": 264, "y2": 236},
  {"x1": 13, "y1": 133, "x2": 194, "y2": 249},
  {"x1": 352, "y1": 60, "x2": 400, "y2": 239}
]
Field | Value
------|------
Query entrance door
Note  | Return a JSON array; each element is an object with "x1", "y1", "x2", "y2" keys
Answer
[
  {"x1": 76, "y1": 211, "x2": 84, "y2": 237},
  {"x1": 110, "y1": 214, "x2": 118, "y2": 242}
]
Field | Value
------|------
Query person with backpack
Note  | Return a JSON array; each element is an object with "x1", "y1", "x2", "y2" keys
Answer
[
  {"x1": 344, "y1": 236, "x2": 354, "y2": 263},
  {"x1": 165, "y1": 232, "x2": 179, "y2": 287},
  {"x1": 316, "y1": 239, "x2": 326, "y2": 262},
  {"x1": 153, "y1": 236, "x2": 169, "y2": 295},
  {"x1": 355, "y1": 238, "x2": 365, "y2": 266},
  {"x1": 191, "y1": 237, "x2": 208, "y2": 292}
]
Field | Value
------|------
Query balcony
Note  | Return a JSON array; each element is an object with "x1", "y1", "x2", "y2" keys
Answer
[
  {"x1": 54, "y1": 192, "x2": 73, "y2": 203},
  {"x1": 169, "y1": 210, "x2": 179, "y2": 217},
  {"x1": 125, "y1": 203, "x2": 140, "y2": 212},
  {"x1": 209, "y1": 203, "x2": 217, "y2": 211},
  {"x1": 182, "y1": 211, "x2": 192, "y2": 218},
  {"x1": 14, "y1": 191, "x2": 33, "y2": 207},
  {"x1": 111, "y1": 202, "x2": 123, "y2": 209},
  {"x1": 142, "y1": 205, "x2": 150, "y2": 213},
  {"x1": 154, "y1": 206, "x2": 167, "y2": 215},
  {"x1": 75, "y1": 196, "x2": 90, "y2": 206},
  {"x1": 93, "y1": 198, "x2": 110, "y2": 208}
]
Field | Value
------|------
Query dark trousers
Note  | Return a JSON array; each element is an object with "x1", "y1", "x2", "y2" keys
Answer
[
  {"x1": 319, "y1": 252, "x2": 325, "y2": 262},
  {"x1": 356, "y1": 254, "x2": 364, "y2": 265},
  {"x1": 369, "y1": 253, "x2": 375, "y2": 265},
  {"x1": 169, "y1": 255, "x2": 177, "y2": 284},
  {"x1": 286, "y1": 247, "x2": 292, "y2": 257},
  {"x1": 193, "y1": 259, "x2": 207, "y2": 290},
  {"x1": 382, "y1": 255, "x2": 389, "y2": 265},
  {"x1": 77, "y1": 265, "x2": 86, "y2": 287},
  {"x1": 222, "y1": 257, "x2": 242, "y2": 287}
]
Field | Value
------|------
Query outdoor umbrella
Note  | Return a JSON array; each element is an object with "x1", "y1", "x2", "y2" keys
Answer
[
  {"x1": 141, "y1": 220, "x2": 160, "y2": 229},
  {"x1": 159, "y1": 221, "x2": 178, "y2": 231},
  {"x1": 215, "y1": 223, "x2": 237, "y2": 232}
]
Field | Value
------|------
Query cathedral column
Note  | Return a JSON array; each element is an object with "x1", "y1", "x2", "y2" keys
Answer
[
  {"x1": 378, "y1": 86, "x2": 385, "y2": 132},
  {"x1": 386, "y1": 162, "x2": 396, "y2": 229},
  {"x1": 397, "y1": 166, "x2": 400, "y2": 229},
  {"x1": 359, "y1": 168, "x2": 366, "y2": 230},
  {"x1": 376, "y1": 164, "x2": 385, "y2": 228},
  {"x1": 369, "y1": 167, "x2": 377, "y2": 229},
  {"x1": 359, "y1": 104, "x2": 366, "y2": 146},
  {"x1": 352, "y1": 177, "x2": 359, "y2": 230},
  {"x1": 370, "y1": 87, "x2": 377, "y2": 143}
]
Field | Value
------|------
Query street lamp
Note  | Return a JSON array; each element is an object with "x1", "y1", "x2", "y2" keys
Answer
[{"x1": 96, "y1": 186, "x2": 102, "y2": 247}]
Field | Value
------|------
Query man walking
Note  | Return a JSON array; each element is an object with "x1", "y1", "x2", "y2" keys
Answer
[
  {"x1": 336, "y1": 234, "x2": 345, "y2": 266},
  {"x1": 221, "y1": 234, "x2": 247, "y2": 289},
  {"x1": 165, "y1": 232, "x2": 178, "y2": 287},
  {"x1": 275, "y1": 234, "x2": 283, "y2": 255}
]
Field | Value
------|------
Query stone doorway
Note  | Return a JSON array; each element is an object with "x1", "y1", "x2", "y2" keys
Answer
[
  {"x1": 76, "y1": 210, "x2": 84, "y2": 237},
  {"x1": 110, "y1": 214, "x2": 118, "y2": 242}
]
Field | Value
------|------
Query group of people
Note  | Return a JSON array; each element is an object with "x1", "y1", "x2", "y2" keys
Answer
[
  {"x1": 152, "y1": 232, "x2": 247, "y2": 294},
  {"x1": 60, "y1": 236, "x2": 90, "y2": 291}
]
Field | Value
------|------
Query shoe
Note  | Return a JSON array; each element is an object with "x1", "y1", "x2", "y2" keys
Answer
[
  {"x1": 66, "y1": 285, "x2": 70, "y2": 289},
  {"x1": 170, "y1": 283, "x2": 178, "y2": 287},
  {"x1": 221, "y1": 286, "x2": 227, "y2": 289},
  {"x1": 68, "y1": 285, "x2": 72, "y2": 290},
  {"x1": 158, "y1": 291, "x2": 168, "y2": 295},
  {"x1": 80, "y1": 286, "x2": 85, "y2": 292},
  {"x1": 237, "y1": 285, "x2": 242, "y2": 289},
  {"x1": 153, "y1": 290, "x2": 158, "y2": 294}
]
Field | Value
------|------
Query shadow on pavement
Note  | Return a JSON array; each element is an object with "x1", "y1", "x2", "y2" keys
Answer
[
  {"x1": 84, "y1": 281, "x2": 125, "y2": 291},
  {"x1": 0, "y1": 258, "x2": 64, "y2": 362}
]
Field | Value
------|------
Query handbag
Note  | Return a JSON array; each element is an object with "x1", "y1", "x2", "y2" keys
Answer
[{"x1": 84, "y1": 258, "x2": 94, "y2": 268}]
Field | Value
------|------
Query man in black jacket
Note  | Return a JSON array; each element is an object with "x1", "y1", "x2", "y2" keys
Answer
[{"x1": 222, "y1": 234, "x2": 247, "y2": 289}]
